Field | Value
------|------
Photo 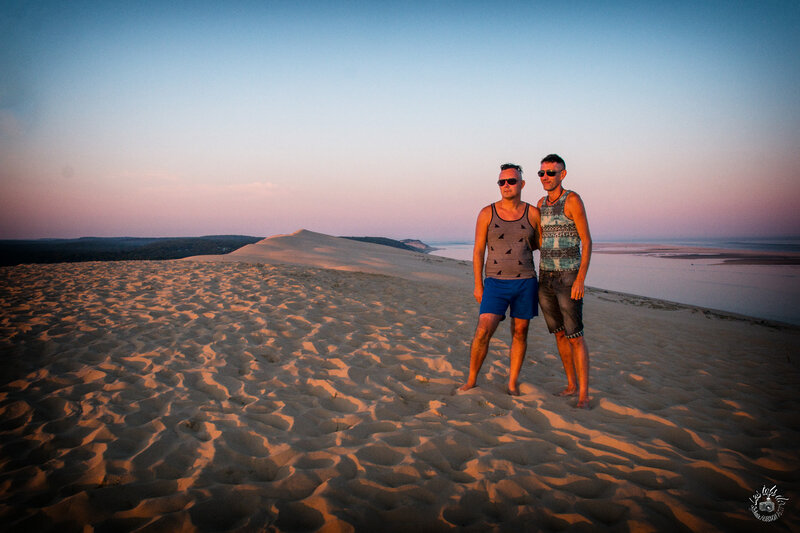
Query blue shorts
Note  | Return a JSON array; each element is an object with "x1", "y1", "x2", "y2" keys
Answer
[{"x1": 479, "y1": 277, "x2": 539, "y2": 320}]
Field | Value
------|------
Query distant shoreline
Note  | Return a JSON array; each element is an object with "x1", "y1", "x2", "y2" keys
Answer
[
  {"x1": 592, "y1": 242, "x2": 800, "y2": 266},
  {"x1": 431, "y1": 241, "x2": 800, "y2": 325},
  {"x1": 432, "y1": 241, "x2": 800, "y2": 266},
  {"x1": 4, "y1": 235, "x2": 798, "y2": 268},
  {"x1": 585, "y1": 285, "x2": 798, "y2": 330}
]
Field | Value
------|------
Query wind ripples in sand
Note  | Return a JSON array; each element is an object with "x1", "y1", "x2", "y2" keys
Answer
[{"x1": 1, "y1": 260, "x2": 798, "y2": 532}]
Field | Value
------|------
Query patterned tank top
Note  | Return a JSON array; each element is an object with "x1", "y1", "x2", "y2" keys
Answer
[
  {"x1": 540, "y1": 190, "x2": 581, "y2": 272},
  {"x1": 484, "y1": 203, "x2": 537, "y2": 280}
]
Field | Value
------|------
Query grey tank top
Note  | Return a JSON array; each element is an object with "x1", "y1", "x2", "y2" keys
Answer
[{"x1": 484, "y1": 203, "x2": 537, "y2": 280}]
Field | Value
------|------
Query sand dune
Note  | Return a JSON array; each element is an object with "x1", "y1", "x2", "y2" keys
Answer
[
  {"x1": 1, "y1": 232, "x2": 798, "y2": 531},
  {"x1": 186, "y1": 229, "x2": 473, "y2": 286}
]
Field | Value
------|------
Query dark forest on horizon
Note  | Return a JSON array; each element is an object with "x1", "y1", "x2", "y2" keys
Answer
[
  {"x1": 0, "y1": 236, "x2": 263, "y2": 266},
  {"x1": 0, "y1": 235, "x2": 436, "y2": 266}
]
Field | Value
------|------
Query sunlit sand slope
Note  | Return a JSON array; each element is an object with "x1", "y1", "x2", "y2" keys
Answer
[
  {"x1": 186, "y1": 229, "x2": 473, "y2": 286},
  {"x1": 1, "y1": 253, "x2": 798, "y2": 531}
]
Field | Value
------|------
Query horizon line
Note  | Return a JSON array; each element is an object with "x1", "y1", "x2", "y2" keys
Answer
[{"x1": 3, "y1": 233, "x2": 800, "y2": 244}]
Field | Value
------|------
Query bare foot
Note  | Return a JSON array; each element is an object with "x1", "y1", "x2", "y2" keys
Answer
[
  {"x1": 458, "y1": 383, "x2": 476, "y2": 392},
  {"x1": 576, "y1": 398, "x2": 590, "y2": 409},
  {"x1": 507, "y1": 385, "x2": 521, "y2": 396},
  {"x1": 553, "y1": 387, "x2": 577, "y2": 397}
]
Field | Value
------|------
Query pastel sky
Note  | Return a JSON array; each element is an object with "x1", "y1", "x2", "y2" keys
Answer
[{"x1": 1, "y1": 1, "x2": 798, "y2": 241}]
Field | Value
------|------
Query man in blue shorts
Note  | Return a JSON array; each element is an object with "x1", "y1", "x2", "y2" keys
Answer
[
  {"x1": 537, "y1": 154, "x2": 593, "y2": 408},
  {"x1": 459, "y1": 163, "x2": 541, "y2": 396}
]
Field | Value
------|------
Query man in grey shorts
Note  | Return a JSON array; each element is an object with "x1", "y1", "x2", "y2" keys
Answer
[
  {"x1": 536, "y1": 154, "x2": 593, "y2": 408},
  {"x1": 459, "y1": 163, "x2": 541, "y2": 396}
]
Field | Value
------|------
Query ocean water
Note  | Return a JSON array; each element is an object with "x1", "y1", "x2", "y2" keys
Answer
[{"x1": 430, "y1": 240, "x2": 800, "y2": 325}]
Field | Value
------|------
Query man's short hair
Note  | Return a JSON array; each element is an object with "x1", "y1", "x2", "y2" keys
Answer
[
  {"x1": 540, "y1": 154, "x2": 565, "y2": 169},
  {"x1": 500, "y1": 163, "x2": 523, "y2": 175}
]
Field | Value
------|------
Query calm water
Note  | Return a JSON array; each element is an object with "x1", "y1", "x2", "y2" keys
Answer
[
  {"x1": 430, "y1": 241, "x2": 800, "y2": 325},
  {"x1": 611, "y1": 237, "x2": 800, "y2": 253}
]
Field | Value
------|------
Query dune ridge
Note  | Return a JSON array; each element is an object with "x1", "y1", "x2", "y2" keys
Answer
[
  {"x1": 1, "y1": 232, "x2": 798, "y2": 531},
  {"x1": 185, "y1": 229, "x2": 472, "y2": 286}
]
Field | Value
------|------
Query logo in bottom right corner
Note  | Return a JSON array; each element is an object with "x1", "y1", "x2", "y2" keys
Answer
[{"x1": 750, "y1": 485, "x2": 788, "y2": 522}]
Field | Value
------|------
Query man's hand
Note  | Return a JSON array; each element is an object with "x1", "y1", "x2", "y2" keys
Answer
[
  {"x1": 571, "y1": 278, "x2": 585, "y2": 300},
  {"x1": 474, "y1": 285, "x2": 483, "y2": 303}
]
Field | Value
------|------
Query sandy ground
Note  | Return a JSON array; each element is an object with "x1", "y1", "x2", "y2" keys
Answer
[{"x1": 1, "y1": 230, "x2": 798, "y2": 532}]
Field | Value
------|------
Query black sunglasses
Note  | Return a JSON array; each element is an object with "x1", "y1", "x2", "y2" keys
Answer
[
  {"x1": 538, "y1": 170, "x2": 559, "y2": 177},
  {"x1": 497, "y1": 178, "x2": 519, "y2": 186}
]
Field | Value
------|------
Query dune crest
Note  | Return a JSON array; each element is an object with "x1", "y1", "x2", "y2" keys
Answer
[{"x1": 185, "y1": 229, "x2": 472, "y2": 286}]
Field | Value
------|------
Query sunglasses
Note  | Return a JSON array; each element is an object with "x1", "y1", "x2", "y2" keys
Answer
[
  {"x1": 497, "y1": 178, "x2": 519, "y2": 186},
  {"x1": 538, "y1": 170, "x2": 560, "y2": 177}
]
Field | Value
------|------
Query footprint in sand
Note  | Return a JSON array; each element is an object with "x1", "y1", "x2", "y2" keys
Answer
[{"x1": 178, "y1": 417, "x2": 213, "y2": 441}]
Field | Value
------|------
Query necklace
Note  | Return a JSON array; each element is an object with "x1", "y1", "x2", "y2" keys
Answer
[{"x1": 546, "y1": 189, "x2": 565, "y2": 206}]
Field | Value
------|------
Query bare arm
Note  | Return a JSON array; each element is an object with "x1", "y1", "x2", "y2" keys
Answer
[
  {"x1": 565, "y1": 193, "x2": 592, "y2": 300},
  {"x1": 473, "y1": 205, "x2": 492, "y2": 303},
  {"x1": 536, "y1": 197, "x2": 547, "y2": 250},
  {"x1": 527, "y1": 203, "x2": 541, "y2": 251}
]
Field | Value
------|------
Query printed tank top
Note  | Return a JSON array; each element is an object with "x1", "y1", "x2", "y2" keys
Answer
[
  {"x1": 540, "y1": 190, "x2": 581, "y2": 272},
  {"x1": 485, "y1": 203, "x2": 537, "y2": 280}
]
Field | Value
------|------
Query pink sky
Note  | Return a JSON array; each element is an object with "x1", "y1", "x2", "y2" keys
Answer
[{"x1": 2, "y1": 3, "x2": 798, "y2": 241}]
